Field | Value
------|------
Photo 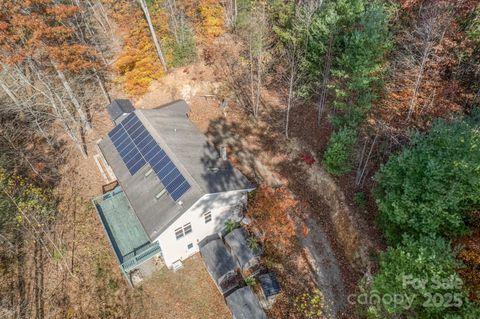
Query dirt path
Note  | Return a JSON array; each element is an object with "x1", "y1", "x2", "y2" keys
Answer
[{"x1": 300, "y1": 216, "x2": 347, "y2": 318}]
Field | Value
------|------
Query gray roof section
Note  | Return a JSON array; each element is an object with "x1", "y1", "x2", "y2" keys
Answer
[
  {"x1": 98, "y1": 100, "x2": 254, "y2": 240},
  {"x1": 107, "y1": 99, "x2": 135, "y2": 123},
  {"x1": 226, "y1": 287, "x2": 268, "y2": 319},
  {"x1": 140, "y1": 100, "x2": 254, "y2": 194},
  {"x1": 200, "y1": 238, "x2": 237, "y2": 288},
  {"x1": 224, "y1": 228, "x2": 262, "y2": 271}
]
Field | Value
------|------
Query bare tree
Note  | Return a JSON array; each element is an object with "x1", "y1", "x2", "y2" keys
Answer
[
  {"x1": 317, "y1": 35, "x2": 333, "y2": 125},
  {"x1": 405, "y1": 3, "x2": 452, "y2": 120},
  {"x1": 242, "y1": 2, "x2": 267, "y2": 118}
]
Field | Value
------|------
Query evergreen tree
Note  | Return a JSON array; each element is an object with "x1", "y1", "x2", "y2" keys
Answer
[{"x1": 374, "y1": 118, "x2": 480, "y2": 243}]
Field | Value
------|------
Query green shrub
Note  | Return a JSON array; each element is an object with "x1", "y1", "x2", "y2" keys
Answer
[
  {"x1": 224, "y1": 219, "x2": 238, "y2": 233},
  {"x1": 365, "y1": 236, "x2": 479, "y2": 319},
  {"x1": 354, "y1": 192, "x2": 367, "y2": 209},
  {"x1": 294, "y1": 289, "x2": 325, "y2": 319},
  {"x1": 374, "y1": 119, "x2": 480, "y2": 243},
  {"x1": 244, "y1": 276, "x2": 256, "y2": 287},
  {"x1": 247, "y1": 236, "x2": 259, "y2": 250},
  {"x1": 323, "y1": 127, "x2": 357, "y2": 176}
]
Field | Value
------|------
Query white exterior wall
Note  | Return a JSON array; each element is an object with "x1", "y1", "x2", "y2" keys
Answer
[{"x1": 155, "y1": 190, "x2": 248, "y2": 267}]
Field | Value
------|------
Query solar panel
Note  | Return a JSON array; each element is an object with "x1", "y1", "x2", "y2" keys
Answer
[
  {"x1": 108, "y1": 113, "x2": 191, "y2": 201},
  {"x1": 170, "y1": 180, "x2": 191, "y2": 201}
]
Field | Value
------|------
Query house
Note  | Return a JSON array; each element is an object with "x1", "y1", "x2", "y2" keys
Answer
[
  {"x1": 225, "y1": 287, "x2": 268, "y2": 319},
  {"x1": 93, "y1": 99, "x2": 255, "y2": 279},
  {"x1": 199, "y1": 235, "x2": 241, "y2": 295},
  {"x1": 224, "y1": 228, "x2": 262, "y2": 275}
]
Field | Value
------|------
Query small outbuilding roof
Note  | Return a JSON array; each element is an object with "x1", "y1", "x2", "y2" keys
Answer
[
  {"x1": 226, "y1": 287, "x2": 268, "y2": 319},
  {"x1": 258, "y1": 273, "x2": 281, "y2": 298},
  {"x1": 200, "y1": 238, "x2": 238, "y2": 293},
  {"x1": 107, "y1": 99, "x2": 135, "y2": 123},
  {"x1": 224, "y1": 228, "x2": 262, "y2": 271}
]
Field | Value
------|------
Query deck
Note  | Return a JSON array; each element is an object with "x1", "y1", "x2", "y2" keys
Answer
[{"x1": 92, "y1": 187, "x2": 161, "y2": 275}]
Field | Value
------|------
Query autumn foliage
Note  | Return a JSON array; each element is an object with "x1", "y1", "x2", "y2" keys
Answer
[
  {"x1": 0, "y1": 0, "x2": 97, "y2": 71},
  {"x1": 457, "y1": 231, "x2": 480, "y2": 303},
  {"x1": 197, "y1": 0, "x2": 225, "y2": 38},
  {"x1": 246, "y1": 186, "x2": 297, "y2": 250},
  {"x1": 106, "y1": 2, "x2": 165, "y2": 96},
  {"x1": 370, "y1": 0, "x2": 478, "y2": 136}
]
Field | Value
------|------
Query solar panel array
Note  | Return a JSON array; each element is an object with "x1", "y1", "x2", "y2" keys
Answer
[{"x1": 108, "y1": 113, "x2": 191, "y2": 201}]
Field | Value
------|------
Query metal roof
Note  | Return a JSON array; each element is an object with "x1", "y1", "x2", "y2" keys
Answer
[
  {"x1": 226, "y1": 287, "x2": 268, "y2": 319},
  {"x1": 107, "y1": 99, "x2": 135, "y2": 123},
  {"x1": 98, "y1": 100, "x2": 254, "y2": 240},
  {"x1": 92, "y1": 187, "x2": 161, "y2": 272},
  {"x1": 199, "y1": 238, "x2": 237, "y2": 291},
  {"x1": 224, "y1": 228, "x2": 262, "y2": 271},
  {"x1": 258, "y1": 273, "x2": 281, "y2": 298}
]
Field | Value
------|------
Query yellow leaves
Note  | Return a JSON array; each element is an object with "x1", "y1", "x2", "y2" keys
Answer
[
  {"x1": 115, "y1": 41, "x2": 164, "y2": 96},
  {"x1": 198, "y1": 0, "x2": 225, "y2": 38},
  {"x1": 112, "y1": 3, "x2": 166, "y2": 96}
]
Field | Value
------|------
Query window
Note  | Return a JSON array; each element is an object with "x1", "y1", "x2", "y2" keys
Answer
[
  {"x1": 175, "y1": 227, "x2": 184, "y2": 240},
  {"x1": 183, "y1": 223, "x2": 192, "y2": 235},
  {"x1": 187, "y1": 243, "x2": 193, "y2": 250},
  {"x1": 204, "y1": 211, "x2": 212, "y2": 224},
  {"x1": 175, "y1": 223, "x2": 192, "y2": 240}
]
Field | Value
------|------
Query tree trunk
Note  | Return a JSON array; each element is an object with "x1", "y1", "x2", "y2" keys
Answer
[
  {"x1": 138, "y1": 0, "x2": 169, "y2": 73},
  {"x1": 249, "y1": 40, "x2": 256, "y2": 116},
  {"x1": 318, "y1": 35, "x2": 333, "y2": 126},
  {"x1": 407, "y1": 43, "x2": 431, "y2": 121},
  {"x1": 355, "y1": 133, "x2": 377, "y2": 187},
  {"x1": 93, "y1": 69, "x2": 111, "y2": 104},
  {"x1": 166, "y1": 0, "x2": 180, "y2": 45},
  {"x1": 285, "y1": 58, "x2": 295, "y2": 139},
  {"x1": 52, "y1": 61, "x2": 91, "y2": 130},
  {"x1": 254, "y1": 56, "x2": 262, "y2": 118}
]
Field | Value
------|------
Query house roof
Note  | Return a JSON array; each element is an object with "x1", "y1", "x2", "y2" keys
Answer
[
  {"x1": 225, "y1": 287, "x2": 268, "y2": 319},
  {"x1": 107, "y1": 99, "x2": 135, "y2": 124},
  {"x1": 98, "y1": 100, "x2": 254, "y2": 240},
  {"x1": 199, "y1": 238, "x2": 237, "y2": 289},
  {"x1": 224, "y1": 228, "x2": 262, "y2": 271}
]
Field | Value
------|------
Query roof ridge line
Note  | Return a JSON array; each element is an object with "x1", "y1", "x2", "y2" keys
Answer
[{"x1": 135, "y1": 109, "x2": 207, "y2": 195}]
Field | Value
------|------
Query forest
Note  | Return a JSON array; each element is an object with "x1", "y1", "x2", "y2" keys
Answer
[{"x1": 1, "y1": 0, "x2": 480, "y2": 318}]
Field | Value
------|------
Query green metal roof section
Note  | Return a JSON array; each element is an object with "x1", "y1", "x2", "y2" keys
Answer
[{"x1": 92, "y1": 187, "x2": 161, "y2": 273}]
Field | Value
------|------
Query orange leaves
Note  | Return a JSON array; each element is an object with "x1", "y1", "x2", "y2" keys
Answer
[
  {"x1": 247, "y1": 186, "x2": 297, "y2": 250},
  {"x1": 370, "y1": 1, "x2": 467, "y2": 135},
  {"x1": 48, "y1": 44, "x2": 98, "y2": 71},
  {"x1": 457, "y1": 231, "x2": 480, "y2": 302},
  {"x1": 46, "y1": 4, "x2": 79, "y2": 21},
  {"x1": 0, "y1": 1, "x2": 96, "y2": 72}
]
